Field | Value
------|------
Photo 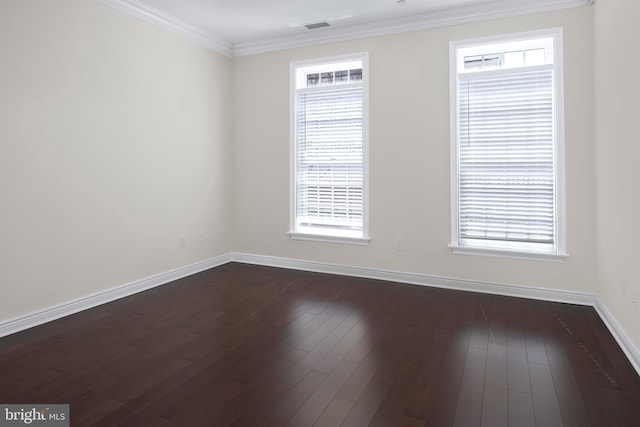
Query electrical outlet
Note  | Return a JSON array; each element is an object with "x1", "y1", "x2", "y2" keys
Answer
[
  {"x1": 395, "y1": 239, "x2": 403, "y2": 252},
  {"x1": 180, "y1": 235, "x2": 187, "y2": 247}
]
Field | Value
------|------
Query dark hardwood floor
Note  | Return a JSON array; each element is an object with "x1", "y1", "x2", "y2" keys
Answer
[{"x1": 1, "y1": 262, "x2": 639, "y2": 426}]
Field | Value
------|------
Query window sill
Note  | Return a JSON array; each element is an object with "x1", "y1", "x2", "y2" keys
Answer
[
  {"x1": 288, "y1": 232, "x2": 370, "y2": 246},
  {"x1": 449, "y1": 244, "x2": 568, "y2": 262}
]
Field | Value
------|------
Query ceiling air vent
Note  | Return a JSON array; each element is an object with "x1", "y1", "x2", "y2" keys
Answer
[{"x1": 305, "y1": 21, "x2": 330, "y2": 30}]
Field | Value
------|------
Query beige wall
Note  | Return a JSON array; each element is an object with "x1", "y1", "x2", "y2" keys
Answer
[
  {"x1": 232, "y1": 7, "x2": 597, "y2": 292},
  {"x1": 594, "y1": 0, "x2": 640, "y2": 349},
  {"x1": 0, "y1": 0, "x2": 232, "y2": 321}
]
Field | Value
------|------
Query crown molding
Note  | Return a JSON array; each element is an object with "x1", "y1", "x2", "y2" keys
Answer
[
  {"x1": 232, "y1": 0, "x2": 594, "y2": 56},
  {"x1": 96, "y1": 0, "x2": 592, "y2": 57},
  {"x1": 95, "y1": 0, "x2": 233, "y2": 56}
]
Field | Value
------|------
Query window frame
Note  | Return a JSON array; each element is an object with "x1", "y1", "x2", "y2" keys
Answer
[
  {"x1": 289, "y1": 53, "x2": 370, "y2": 245},
  {"x1": 449, "y1": 28, "x2": 568, "y2": 261}
]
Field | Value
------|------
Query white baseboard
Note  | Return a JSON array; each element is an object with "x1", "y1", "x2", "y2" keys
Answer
[
  {"x1": 230, "y1": 252, "x2": 595, "y2": 305},
  {"x1": 231, "y1": 252, "x2": 639, "y2": 375},
  {"x1": 1, "y1": 251, "x2": 638, "y2": 377},
  {"x1": 593, "y1": 297, "x2": 640, "y2": 375},
  {"x1": 0, "y1": 254, "x2": 231, "y2": 339}
]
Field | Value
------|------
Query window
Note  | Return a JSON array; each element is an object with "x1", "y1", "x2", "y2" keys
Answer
[
  {"x1": 289, "y1": 54, "x2": 369, "y2": 244},
  {"x1": 450, "y1": 29, "x2": 567, "y2": 260}
]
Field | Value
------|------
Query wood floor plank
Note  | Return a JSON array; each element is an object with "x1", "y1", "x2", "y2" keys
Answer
[
  {"x1": 452, "y1": 345, "x2": 486, "y2": 427},
  {"x1": 507, "y1": 333, "x2": 531, "y2": 395},
  {"x1": 162, "y1": 380, "x2": 247, "y2": 426},
  {"x1": 339, "y1": 378, "x2": 389, "y2": 427},
  {"x1": 402, "y1": 341, "x2": 448, "y2": 420},
  {"x1": 336, "y1": 341, "x2": 385, "y2": 402},
  {"x1": 314, "y1": 321, "x2": 367, "y2": 373},
  {"x1": 282, "y1": 325, "x2": 351, "y2": 386},
  {"x1": 508, "y1": 390, "x2": 536, "y2": 427},
  {"x1": 286, "y1": 361, "x2": 358, "y2": 426},
  {"x1": 0, "y1": 263, "x2": 637, "y2": 427},
  {"x1": 481, "y1": 343, "x2": 508, "y2": 427},
  {"x1": 341, "y1": 325, "x2": 418, "y2": 427},
  {"x1": 272, "y1": 370, "x2": 328, "y2": 421},
  {"x1": 529, "y1": 361, "x2": 564, "y2": 427},
  {"x1": 223, "y1": 381, "x2": 293, "y2": 427},
  {"x1": 313, "y1": 397, "x2": 354, "y2": 427},
  {"x1": 547, "y1": 352, "x2": 591, "y2": 426},
  {"x1": 452, "y1": 397, "x2": 482, "y2": 427}
]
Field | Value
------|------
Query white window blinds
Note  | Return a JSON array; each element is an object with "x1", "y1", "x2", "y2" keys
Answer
[
  {"x1": 457, "y1": 67, "x2": 555, "y2": 248},
  {"x1": 295, "y1": 85, "x2": 364, "y2": 235}
]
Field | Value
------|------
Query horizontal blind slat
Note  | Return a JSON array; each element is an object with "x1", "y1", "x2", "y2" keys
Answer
[
  {"x1": 458, "y1": 68, "x2": 554, "y2": 244},
  {"x1": 297, "y1": 85, "x2": 364, "y2": 230}
]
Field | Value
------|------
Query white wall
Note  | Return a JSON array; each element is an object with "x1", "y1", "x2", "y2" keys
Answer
[
  {"x1": 232, "y1": 7, "x2": 596, "y2": 293},
  {"x1": 0, "y1": 0, "x2": 232, "y2": 321},
  {"x1": 594, "y1": 0, "x2": 640, "y2": 352}
]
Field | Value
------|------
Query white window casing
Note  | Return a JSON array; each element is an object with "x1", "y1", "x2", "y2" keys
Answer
[
  {"x1": 449, "y1": 29, "x2": 567, "y2": 261},
  {"x1": 289, "y1": 53, "x2": 370, "y2": 244}
]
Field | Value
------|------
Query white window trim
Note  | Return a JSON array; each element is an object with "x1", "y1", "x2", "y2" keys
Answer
[
  {"x1": 289, "y1": 53, "x2": 370, "y2": 245},
  {"x1": 449, "y1": 28, "x2": 567, "y2": 261},
  {"x1": 288, "y1": 232, "x2": 371, "y2": 245}
]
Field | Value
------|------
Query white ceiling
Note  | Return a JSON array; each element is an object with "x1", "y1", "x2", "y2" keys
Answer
[
  {"x1": 98, "y1": 0, "x2": 593, "y2": 56},
  {"x1": 134, "y1": 0, "x2": 486, "y2": 44}
]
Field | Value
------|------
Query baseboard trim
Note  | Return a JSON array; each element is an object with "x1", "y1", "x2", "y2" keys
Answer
[
  {"x1": 231, "y1": 252, "x2": 640, "y2": 375},
  {"x1": 230, "y1": 252, "x2": 594, "y2": 305},
  {"x1": 2, "y1": 251, "x2": 638, "y2": 377},
  {"x1": 593, "y1": 297, "x2": 640, "y2": 375},
  {"x1": 0, "y1": 254, "x2": 231, "y2": 339}
]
